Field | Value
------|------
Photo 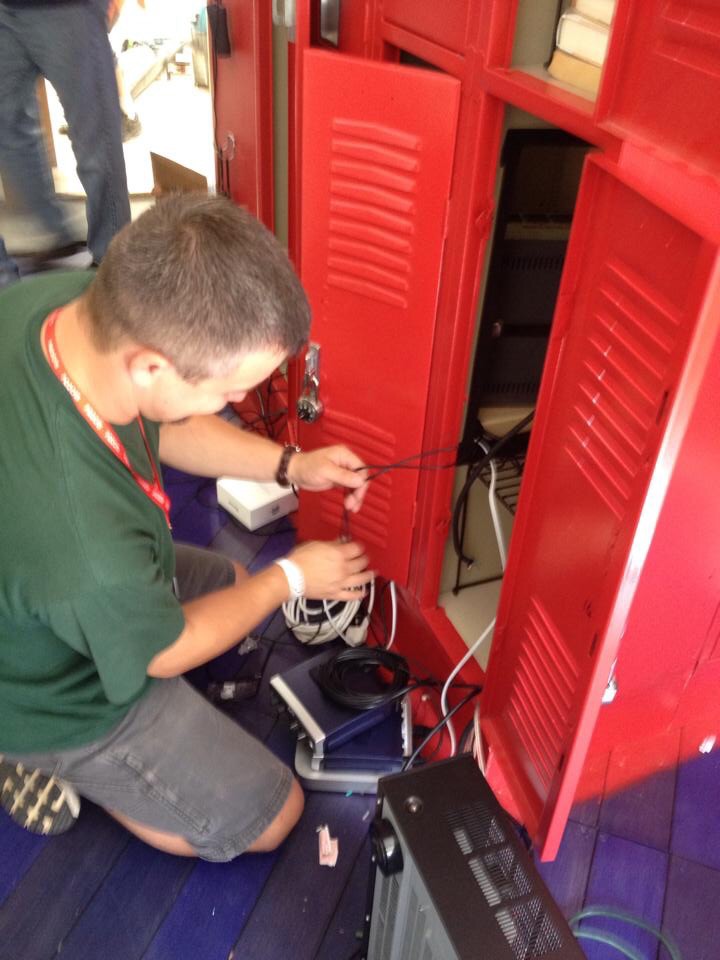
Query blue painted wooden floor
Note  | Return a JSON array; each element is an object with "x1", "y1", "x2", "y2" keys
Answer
[{"x1": 1, "y1": 466, "x2": 717, "y2": 959}]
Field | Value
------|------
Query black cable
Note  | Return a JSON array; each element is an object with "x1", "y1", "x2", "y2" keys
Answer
[
  {"x1": 361, "y1": 443, "x2": 459, "y2": 474},
  {"x1": 315, "y1": 646, "x2": 415, "y2": 711},
  {"x1": 207, "y1": 608, "x2": 285, "y2": 703},
  {"x1": 314, "y1": 645, "x2": 478, "y2": 714},
  {"x1": 402, "y1": 686, "x2": 482, "y2": 771}
]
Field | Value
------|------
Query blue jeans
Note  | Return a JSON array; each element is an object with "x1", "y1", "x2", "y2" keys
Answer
[
  {"x1": 0, "y1": 236, "x2": 20, "y2": 288},
  {"x1": 0, "y1": 0, "x2": 131, "y2": 274}
]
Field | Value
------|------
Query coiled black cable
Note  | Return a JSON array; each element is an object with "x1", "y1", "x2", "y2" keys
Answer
[{"x1": 315, "y1": 646, "x2": 416, "y2": 710}]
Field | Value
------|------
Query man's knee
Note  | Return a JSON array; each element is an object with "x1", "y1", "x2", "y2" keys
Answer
[{"x1": 247, "y1": 777, "x2": 304, "y2": 853}]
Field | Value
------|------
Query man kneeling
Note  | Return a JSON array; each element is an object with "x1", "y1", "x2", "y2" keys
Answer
[{"x1": 0, "y1": 195, "x2": 372, "y2": 859}]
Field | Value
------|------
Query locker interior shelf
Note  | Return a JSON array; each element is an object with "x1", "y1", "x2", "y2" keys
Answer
[{"x1": 452, "y1": 449, "x2": 525, "y2": 597}]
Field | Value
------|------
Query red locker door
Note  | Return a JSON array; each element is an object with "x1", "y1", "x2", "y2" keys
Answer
[
  {"x1": 212, "y1": 0, "x2": 274, "y2": 229},
  {"x1": 481, "y1": 154, "x2": 716, "y2": 859},
  {"x1": 598, "y1": 0, "x2": 720, "y2": 180},
  {"x1": 295, "y1": 50, "x2": 460, "y2": 586}
]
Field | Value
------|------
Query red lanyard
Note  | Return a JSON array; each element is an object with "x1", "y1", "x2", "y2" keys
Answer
[{"x1": 43, "y1": 309, "x2": 172, "y2": 528}]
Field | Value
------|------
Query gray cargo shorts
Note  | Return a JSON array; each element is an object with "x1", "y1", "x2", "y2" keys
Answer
[{"x1": 7, "y1": 544, "x2": 294, "y2": 862}]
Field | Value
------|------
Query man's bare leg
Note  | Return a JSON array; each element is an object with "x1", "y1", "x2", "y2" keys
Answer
[{"x1": 107, "y1": 772, "x2": 304, "y2": 857}]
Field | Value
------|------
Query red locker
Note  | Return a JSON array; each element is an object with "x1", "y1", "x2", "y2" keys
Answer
[
  {"x1": 295, "y1": 50, "x2": 460, "y2": 586},
  {"x1": 286, "y1": 0, "x2": 720, "y2": 860},
  {"x1": 211, "y1": 0, "x2": 274, "y2": 228}
]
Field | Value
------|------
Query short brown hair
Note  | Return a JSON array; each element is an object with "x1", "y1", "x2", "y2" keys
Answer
[{"x1": 86, "y1": 194, "x2": 310, "y2": 378}]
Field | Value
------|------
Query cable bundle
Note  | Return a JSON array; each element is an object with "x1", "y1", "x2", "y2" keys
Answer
[
  {"x1": 283, "y1": 581, "x2": 375, "y2": 647},
  {"x1": 315, "y1": 646, "x2": 412, "y2": 710}
]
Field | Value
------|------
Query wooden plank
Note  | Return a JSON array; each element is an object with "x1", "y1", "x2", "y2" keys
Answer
[
  {"x1": 57, "y1": 837, "x2": 194, "y2": 960},
  {"x1": 314, "y1": 836, "x2": 373, "y2": 960},
  {"x1": 231, "y1": 792, "x2": 375, "y2": 960},
  {"x1": 663, "y1": 855, "x2": 720, "y2": 960},
  {"x1": 142, "y1": 851, "x2": 278, "y2": 960},
  {"x1": 599, "y1": 731, "x2": 680, "y2": 851},
  {"x1": 0, "y1": 805, "x2": 130, "y2": 960},
  {"x1": 671, "y1": 736, "x2": 720, "y2": 871},
  {"x1": 579, "y1": 833, "x2": 668, "y2": 959},
  {"x1": 0, "y1": 815, "x2": 48, "y2": 906},
  {"x1": 535, "y1": 820, "x2": 597, "y2": 920}
]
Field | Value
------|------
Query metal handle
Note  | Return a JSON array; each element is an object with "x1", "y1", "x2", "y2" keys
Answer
[{"x1": 272, "y1": 0, "x2": 296, "y2": 34}]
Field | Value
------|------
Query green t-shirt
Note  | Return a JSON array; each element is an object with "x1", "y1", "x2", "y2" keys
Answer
[{"x1": 0, "y1": 272, "x2": 185, "y2": 752}]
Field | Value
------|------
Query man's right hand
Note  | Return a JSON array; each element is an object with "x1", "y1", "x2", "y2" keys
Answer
[{"x1": 287, "y1": 540, "x2": 374, "y2": 601}]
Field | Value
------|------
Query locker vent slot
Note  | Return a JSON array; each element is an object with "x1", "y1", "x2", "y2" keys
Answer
[
  {"x1": 448, "y1": 801, "x2": 507, "y2": 854},
  {"x1": 506, "y1": 598, "x2": 578, "y2": 790},
  {"x1": 318, "y1": 409, "x2": 395, "y2": 550},
  {"x1": 495, "y1": 897, "x2": 563, "y2": 959},
  {"x1": 469, "y1": 846, "x2": 533, "y2": 906},
  {"x1": 565, "y1": 256, "x2": 682, "y2": 520},
  {"x1": 328, "y1": 118, "x2": 421, "y2": 309}
]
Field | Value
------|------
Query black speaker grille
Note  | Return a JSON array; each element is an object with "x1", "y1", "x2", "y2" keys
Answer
[
  {"x1": 495, "y1": 897, "x2": 563, "y2": 959},
  {"x1": 448, "y1": 800, "x2": 506, "y2": 854}
]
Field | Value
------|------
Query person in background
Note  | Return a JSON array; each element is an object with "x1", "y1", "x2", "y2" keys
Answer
[
  {"x1": 0, "y1": 0, "x2": 131, "y2": 281},
  {"x1": 0, "y1": 194, "x2": 372, "y2": 859}
]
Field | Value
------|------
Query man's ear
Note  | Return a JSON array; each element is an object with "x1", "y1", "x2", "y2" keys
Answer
[{"x1": 126, "y1": 348, "x2": 174, "y2": 389}]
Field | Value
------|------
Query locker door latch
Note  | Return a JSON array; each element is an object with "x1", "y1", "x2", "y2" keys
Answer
[{"x1": 297, "y1": 343, "x2": 323, "y2": 423}]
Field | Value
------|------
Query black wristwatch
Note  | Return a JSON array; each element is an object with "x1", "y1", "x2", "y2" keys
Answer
[{"x1": 275, "y1": 444, "x2": 300, "y2": 487}]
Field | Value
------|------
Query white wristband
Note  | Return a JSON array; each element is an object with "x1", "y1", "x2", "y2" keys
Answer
[{"x1": 274, "y1": 558, "x2": 305, "y2": 600}]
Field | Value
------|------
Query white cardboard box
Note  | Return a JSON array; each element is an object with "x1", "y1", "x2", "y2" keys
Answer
[{"x1": 216, "y1": 477, "x2": 298, "y2": 531}]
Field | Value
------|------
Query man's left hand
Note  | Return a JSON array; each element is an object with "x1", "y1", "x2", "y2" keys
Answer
[{"x1": 288, "y1": 446, "x2": 369, "y2": 513}]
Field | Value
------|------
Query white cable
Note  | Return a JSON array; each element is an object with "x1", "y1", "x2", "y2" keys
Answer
[
  {"x1": 282, "y1": 579, "x2": 375, "y2": 647},
  {"x1": 435, "y1": 441, "x2": 509, "y2": 760},
  {"x1": 478, "y1": 440, "x2": 507, "y2": 572},
  {"x1": 385, "y1": 581, "x2": 398, "y2": 650},
  {"x1": 472, "y1": 701, "x2": 485, "y2": 774},
  {"x1": 322, "y1": 597, "x2": 357, "y2": 643},
  {"x1": 440, "y1": 617, "x2": 495, "y2": 756}
]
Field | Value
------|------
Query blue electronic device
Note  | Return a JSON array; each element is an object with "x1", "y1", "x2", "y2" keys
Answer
[{"x1": 269, "y1": 648, "x2": 395, "y2": 759}]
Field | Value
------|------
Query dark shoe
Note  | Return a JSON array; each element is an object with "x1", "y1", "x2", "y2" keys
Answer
[
  {"x1": 122, "y1": 115, "x2": 142, "y2": 142},
  {"x1": 14, "y1": 240, "x2": 87, "y2": 263},
  {"x1": 0, "y1": 757, "x2": 80, "y2": 835}
]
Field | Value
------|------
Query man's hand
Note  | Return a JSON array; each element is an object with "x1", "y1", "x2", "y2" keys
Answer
[
  {"x1": 288, "y1": 540, "x2": 373, "y2": 600},
  {"x1": 287, "y1": 446, "x2": 369, "y2": 513}
]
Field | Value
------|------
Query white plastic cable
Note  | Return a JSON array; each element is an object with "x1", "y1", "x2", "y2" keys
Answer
[
  {"x1": 385, "y1": 580, "x2": 398, "y2": 650},
  {"x1": 433, "y1": 441, "x2": 509, "y2": 758},
  {"x1": 440, "y1": 617, "x2": 495, "y2": 756},
  {"x1": 472, "y1": 701, "x2": 485, "y2": 774},
  {"x1": 478, "y1": 440, "x2": 507, "y2": 572},
  {"x1": 282, "y1": 579, "x2": 375, "y2": 647}
]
